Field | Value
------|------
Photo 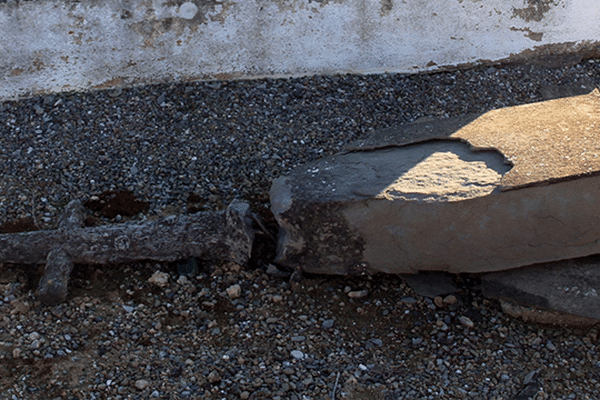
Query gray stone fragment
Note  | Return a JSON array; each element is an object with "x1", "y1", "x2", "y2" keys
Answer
[
  {"x1": 401, "y1": 273, "x2": 458, "y2": 298},
  {"x1": 322, "y1": 319, "x2": 335, "y2": 329},
  {"x1": 482, "y1": 257, "x2": 600, "y2": 323},
  {"x1": 266, "y1": 263, "x2": 292, "y2": 279}
]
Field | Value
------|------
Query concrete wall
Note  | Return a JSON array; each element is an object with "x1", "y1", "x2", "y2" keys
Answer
[{"x1": 1, "y1": 0, "x2": 599, "y2": 100}]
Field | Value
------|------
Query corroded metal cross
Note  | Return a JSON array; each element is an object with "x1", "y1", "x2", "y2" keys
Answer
[{"x1": 0, "y1": 200, "x2": 254, "y2": 304}]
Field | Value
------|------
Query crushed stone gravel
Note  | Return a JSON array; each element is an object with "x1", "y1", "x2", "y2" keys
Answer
[{"x1": 1, "y1": 58, "x2": 600, "y2": 399}]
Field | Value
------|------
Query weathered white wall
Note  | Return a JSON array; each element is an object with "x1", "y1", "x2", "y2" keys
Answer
[{"x1": 1, "y1": 0, "x2": 599, "y2": 100}]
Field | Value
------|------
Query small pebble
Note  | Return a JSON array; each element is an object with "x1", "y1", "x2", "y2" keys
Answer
[
  {"x1": 148, "y1": 271, "x2": 169, "y2": 287},
  {"x1": 207, "y1": 370, "x2": 221, "y2": 383},
  {"x1": 322, "y1": 319, "x2": 335, "y2": 329},
  {"x1": 459, "y1": 316, "x2": 474, "y2": 329},
  {"x1": 443, "y1": 295, "x2": 458, "y2": 305},
  {"x1": 226, "y1": 284, "x2": 242, "y2": 299},
  {"x1": 291, "y1": 350, "x2": 304, "y2": 360},
  {"x1": 348, "y1": 290, "x2": 368, "y2": 299},
  {"x1": 134, "y1": 379, "x2": 150, "y2": 390},
  {"x1": 271, "y1": 294, "x2": 283, "y2": 303}
]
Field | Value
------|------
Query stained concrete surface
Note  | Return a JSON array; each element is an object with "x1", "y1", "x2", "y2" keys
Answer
[{"x1": 1, "y1": 0, "x2": 599, "y2": 100}]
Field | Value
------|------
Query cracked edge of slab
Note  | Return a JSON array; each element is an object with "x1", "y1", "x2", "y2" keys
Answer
[{"x1": 346, "y1": 89, "x2": 600, "y2": 190}]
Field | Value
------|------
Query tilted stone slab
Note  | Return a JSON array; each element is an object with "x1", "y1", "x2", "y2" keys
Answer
[
  {"x1": 482, "y1": 257, "x2": 600, "y2": 324},
  {"x1": 270, "y1": 90, "x2": 600, "y2": 274}
]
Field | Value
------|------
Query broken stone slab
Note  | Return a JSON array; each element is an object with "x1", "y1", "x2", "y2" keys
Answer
[
  {"x1": 270, "y1": 90, "x2": 600, "y2": 275},
  {"x1": 0, "y1": 200, "x2": 254, "y2": 304},
  {"x1": 482, "y1": 257, "x2": 600, "y2": 325}
]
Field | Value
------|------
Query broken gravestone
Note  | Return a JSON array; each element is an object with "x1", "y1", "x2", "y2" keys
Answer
[
  {"x1": 0, "y1": 200, "x2": 254, "y2": 304},
  {"x1": 270, "y1": 89, "x2": 600, "y2": 275}
]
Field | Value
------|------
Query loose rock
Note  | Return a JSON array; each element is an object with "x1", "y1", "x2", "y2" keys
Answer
[
  {"x1": 148, "y1": 271, "x2": 169, "y2": 287},
  {"x1": 207, "y1": 370, "x2": 221, "y2": 384},
  {"x1": 459, "y1": 316, "x2": 474, "y2": 329},
  {"x1": 443, "y1": 295, "x2": 458, "y2": 306},
  {"x1": 322, "y1": 319, "x2": 335, "y2": 329},
  {"x1": 226, "y1": 284, "x2": 242, "y2": 299},
  {"x1": 482, "y1": 257, "x2": 600, "y2": 323},
  {"x1": 134, "y1": 379, "x2": 150, "y2": 390},
  {"x1": 348, "y1": 290, "x2": 368, "y2": 299}
]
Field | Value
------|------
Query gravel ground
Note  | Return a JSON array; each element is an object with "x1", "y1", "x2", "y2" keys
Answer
[{"x1": 1, "y1": 59, "x2": 600, "y2": 399}]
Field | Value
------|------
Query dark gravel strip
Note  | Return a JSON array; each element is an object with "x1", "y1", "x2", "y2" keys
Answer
[{"x1": 1, "y1": 60, "x2": 599, "y2": 229}]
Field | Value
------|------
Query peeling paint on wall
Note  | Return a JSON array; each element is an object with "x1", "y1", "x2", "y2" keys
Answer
[
  {"x1": 380, "y1": 0, "x2": 393, "y2": 16},
  {"x1": 0, "y1": 0, "x2": 598, "y2": 100},
  {"x1": 511, "y1": 26, "x2": 544, "y2": 41},
  {"x1": 130, "y1": 0, "x2": 234, "y2": 45},
  {"x1": 512, "y1": 0, "x2": 561, "y2": 22}
]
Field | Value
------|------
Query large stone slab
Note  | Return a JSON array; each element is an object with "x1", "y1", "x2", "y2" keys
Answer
[
  {"x1": 270, "y1": 90, "x2": 600, "y2": 274},
  {"x1": 482, "y1": 257, "x2": 600, "y2": 324}
]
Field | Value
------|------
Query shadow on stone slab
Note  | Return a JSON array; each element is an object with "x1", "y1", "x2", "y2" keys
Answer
[
  {"x1": 400, "y1": 272, "x2": 458, "y2": 298},
  {"x1": 539, "y1": 80, "x2": 597, "y2": 101},
  {"x1": 347, "y1": 89, "x2": 600, "y2": 190},
  {"x1": 482, "y1": 255, "x2": 600, "y2": 325}
]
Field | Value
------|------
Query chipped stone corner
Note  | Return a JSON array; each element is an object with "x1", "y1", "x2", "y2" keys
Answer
[{"x1": 270, "y1": 188, "x2": 367, "y2": 275}]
